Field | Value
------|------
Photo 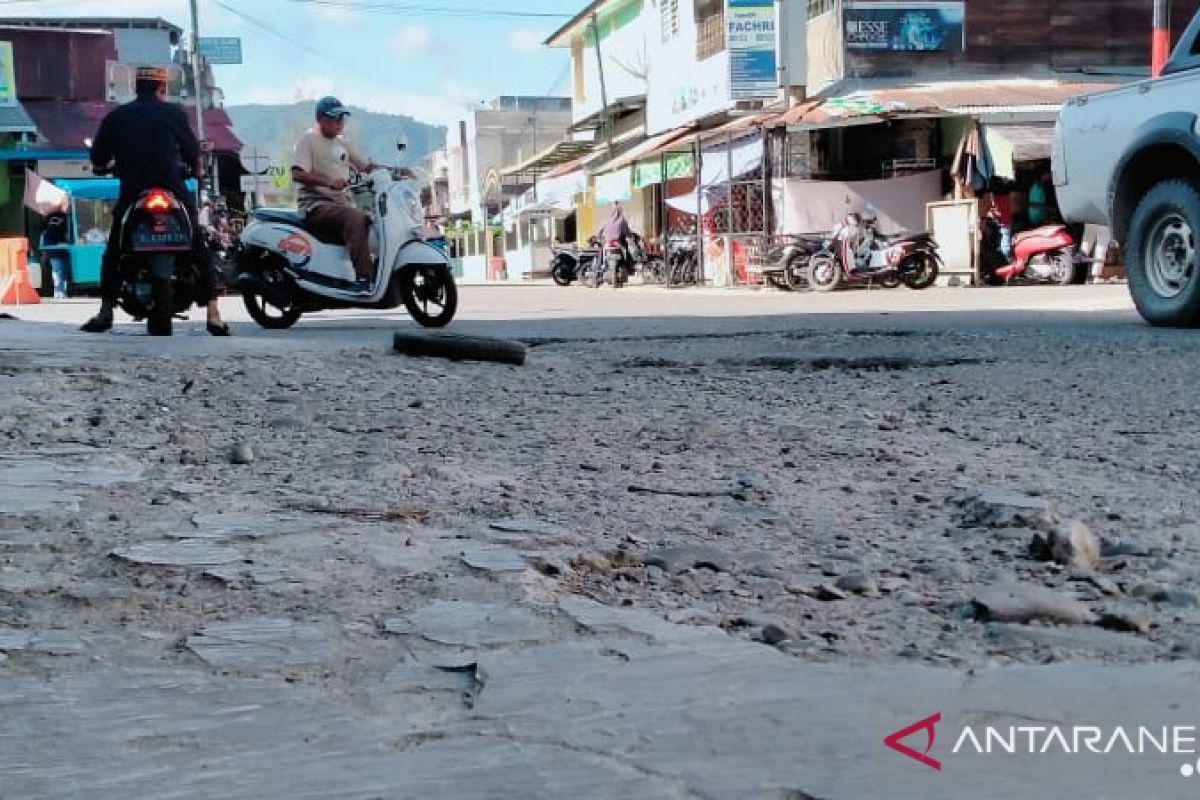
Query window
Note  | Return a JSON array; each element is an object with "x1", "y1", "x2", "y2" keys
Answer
[
  {"x1": 661, "y1": 0, "x2": 680, "y2": 42},
  {"x1": 695, "y1": 0, "x2": 724, "y2": 60},
  {"x1": 807, "y1": 0, "x2": 837, "y2": 19}
]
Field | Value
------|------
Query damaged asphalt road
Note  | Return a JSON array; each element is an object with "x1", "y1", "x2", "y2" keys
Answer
[{"x1": 2, "y1": 286, "x2": 1199, "y2": 798}]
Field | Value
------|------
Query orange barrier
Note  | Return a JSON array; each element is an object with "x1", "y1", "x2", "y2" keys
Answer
[{"x1": 0, "y1": 238, "x2": 38, "y2": 305}]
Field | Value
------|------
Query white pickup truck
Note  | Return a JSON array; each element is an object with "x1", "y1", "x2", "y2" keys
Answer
[{"x1": 1055, "y1": 11, "x2": 1200, "y2": 326}]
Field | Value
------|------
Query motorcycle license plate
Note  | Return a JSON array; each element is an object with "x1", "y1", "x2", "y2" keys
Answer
[{"x1": 132, "y1": 218, "x2": 190, "y2": 251}]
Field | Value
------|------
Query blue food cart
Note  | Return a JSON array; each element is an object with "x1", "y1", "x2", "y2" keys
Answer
[{"x1": 38, "y1": 177, "x2": 197, "y2": 294}]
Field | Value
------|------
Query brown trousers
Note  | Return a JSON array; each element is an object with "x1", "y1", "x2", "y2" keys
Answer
[{"x1": 303, "y1": 201, "x2": 373, "y2": 280}]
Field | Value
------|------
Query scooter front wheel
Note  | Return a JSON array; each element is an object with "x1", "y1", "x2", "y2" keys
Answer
[
  {"x1": 551, "y1": 264, "x2": 574, "y2": 286},
  {"x1": 806, "y1": 253, "x2": 842, "y2": 292},
  {"x1": 401, "y1": 265, "x2": 458, "y2": 328}
]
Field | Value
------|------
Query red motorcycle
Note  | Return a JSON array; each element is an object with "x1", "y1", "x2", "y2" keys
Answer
[
  {"x1": 806, "y1": 209, "x2": 941, "y2": 292},
  {"x1": 984, "y1": 217, "x2": 1078, "y2": 285}
]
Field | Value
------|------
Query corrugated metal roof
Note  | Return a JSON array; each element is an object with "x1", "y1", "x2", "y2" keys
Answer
[
  {"x1": 25, "y1": 100, "x2": 242, "y2": 152},
  {"x1": 499, "y1": 139, "x2": 596, "y2": 178},
  {"x1": 591, "y1": 125, "x2": 696, "y2": 174},
  {"x1": 773, "y1": 79, "x2": 1122, "y2": 127},
  {"x1": 984, "y1": 121, "x2": 1056, "y2": 162}
]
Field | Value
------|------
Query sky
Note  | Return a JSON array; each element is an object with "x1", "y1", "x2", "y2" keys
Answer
[{"x1": 10, "y1": 0, "x2": 581, "y2": 126}]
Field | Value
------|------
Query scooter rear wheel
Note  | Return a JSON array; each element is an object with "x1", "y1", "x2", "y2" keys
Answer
[{"x1": 243, "y1": 290, "x2": 302, "y2": 329}]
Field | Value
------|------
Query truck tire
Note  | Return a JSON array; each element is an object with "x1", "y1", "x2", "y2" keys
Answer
[
  {"x1": 1126, "y1": 180, "x2": 1200, "y2": 327},
  {"x1": 393, "y1": 331, "x2": 527, "y2": 366}
]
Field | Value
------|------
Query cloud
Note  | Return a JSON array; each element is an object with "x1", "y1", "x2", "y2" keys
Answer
[
  {"x1": 238, "y1": 77, "x2": 479, "y2": 127},
  {"x1": 306, "y1": 3, "x2": 359, "y2": 26},
  {"x1": 392, "y1": 25, "x2": 433, "y2": 54},
  {"x1": 509, "y1": 29, "x2": 547, "y2": 54},
  {"x1": 241, "y1": 75, "x2": 337, "y2": 105}
]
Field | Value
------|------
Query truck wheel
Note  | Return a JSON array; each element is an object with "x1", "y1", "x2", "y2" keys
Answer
[
  {"x1": 1127, "y1": 180, "x2": 1200, "y2": 326},
  {"x1": 393, "y1": 331, "x2": 526, "y2": 366}
]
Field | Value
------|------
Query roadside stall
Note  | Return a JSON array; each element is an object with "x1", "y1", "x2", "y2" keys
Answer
[{"x1": 38, "y1": 177, "x2": 198, "y2": 295}]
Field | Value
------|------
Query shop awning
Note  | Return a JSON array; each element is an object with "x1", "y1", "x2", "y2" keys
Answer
[
  {"x1": 499, "y1": 139, "x2": 596, "y2": 180},
  {"x1": 580, "y1": 124, "x2": 649, "y2": 171},
  {"x1": 0, "y1": 101, "x2": 37, "y2": 134},
  {"x1": 983, "y1": 121, "x2": 1057, "y2": 180},
  {"x1": 0, "y1": 148, "x2": 87, "y2": 161},
  {"x1": 772, "y1": 79, "x2": 1122, "y2": 129},
  {"x1": 698, "y1": 113, "x2": 773, "y2": 143},
  {"x1": 535, "y1": 167, "x2": 586, "y2": 208},
  {"x1": 593, "y1": 126, "x2": 695, "y2": 173},
  {"x1": 24, "y1": 100, "x2": 242, "y2": 153}
]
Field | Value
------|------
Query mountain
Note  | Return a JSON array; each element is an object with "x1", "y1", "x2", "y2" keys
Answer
[{"x1": 224, "y1": 103, "x2": 446, "y2": 169}]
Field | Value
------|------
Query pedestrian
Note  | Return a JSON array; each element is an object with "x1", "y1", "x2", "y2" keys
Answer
[{"x1": 40, "y1": 198, "x2": 71, "y2": 299}]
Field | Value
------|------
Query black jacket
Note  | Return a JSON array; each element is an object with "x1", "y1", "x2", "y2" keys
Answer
[{"x1": 90, "y1": 92, "x2": 198, "y2": 205}]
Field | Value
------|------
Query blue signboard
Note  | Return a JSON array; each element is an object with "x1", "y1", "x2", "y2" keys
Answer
[
  {"x1": 197, "y1": 37, "x2": 243, "y2": 65},
  {"x1": 844, "y1": 1, "x2": 965, "y2": 52},
  {"x1": 726, "y1": 0, "x2": 777, "y2": 100}
]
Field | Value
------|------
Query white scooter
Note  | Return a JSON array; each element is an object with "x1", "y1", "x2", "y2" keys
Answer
[{"x1": 235, "y1": 141, "x2": 457, "y2": 329}]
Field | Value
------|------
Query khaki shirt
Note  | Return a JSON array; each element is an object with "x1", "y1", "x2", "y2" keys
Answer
[{"x1": 292, "y1": 128, "x2": 367, "y2": 213}]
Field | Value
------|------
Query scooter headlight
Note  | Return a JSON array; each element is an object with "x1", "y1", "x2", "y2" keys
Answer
[{"x1": 397, "y1": 184, "x2": 423, "y2": 225}]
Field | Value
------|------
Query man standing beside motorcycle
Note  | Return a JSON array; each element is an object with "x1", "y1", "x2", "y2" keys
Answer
[
  {"x1": 290, "y1": 96, "x2": 389, "y2": 294},
  {"x1": 81, "y1": 66, "x2": 230, "y2": 336}
]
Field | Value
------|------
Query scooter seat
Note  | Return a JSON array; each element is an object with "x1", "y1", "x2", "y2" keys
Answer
[
  {"x1": 252, "y1": 208, "x2": 305, "y2": 227},
  {"x1": 251, "y1": 208, "x2": 347, "y2": 246},
  {"x1": 1013, "y1": 225, "x2": 1065, "y2": 244}
]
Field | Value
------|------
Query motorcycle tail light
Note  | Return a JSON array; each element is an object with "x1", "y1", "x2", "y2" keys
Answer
[{"x1": 141, "y1": 189, "x2": 175, "y2": 214}]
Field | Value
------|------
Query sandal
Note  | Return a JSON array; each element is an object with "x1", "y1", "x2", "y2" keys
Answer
[
  {"x1": 81, "y1": 313, "x2": 113, "y2": 333},
  {"x1": 206, "y1": 321, "x2": 232, "y2": 337}
]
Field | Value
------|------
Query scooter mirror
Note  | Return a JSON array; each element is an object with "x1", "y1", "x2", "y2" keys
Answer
[
  {"x1": 396, "y1": 133, "x2": 408, "y2": 153},
  {"x1": 83, "y1": 137, "x2": 93, "y2": 148}
]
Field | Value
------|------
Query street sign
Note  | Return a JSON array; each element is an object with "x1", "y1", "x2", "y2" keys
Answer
[
  {"x1": 238, "y1": 150, "x2": 271, "y2": 174},
  {"x1": 240, "y1": 174, "x2": 273, "y2": 192},
  {"x1": 198, "y1": 37, "x2": 243, "y2": 65}
]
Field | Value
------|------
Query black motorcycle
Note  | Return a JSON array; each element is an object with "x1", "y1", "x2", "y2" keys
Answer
[
  {"x1": 97, "y1": 166, "x2": 203, "y2": 336},
  {"x1": 550, "y1": 236, "x2": 600, "y2": 287},
  {"x1": 762, "y1": 233, "x2": 825, "y2": 290}
]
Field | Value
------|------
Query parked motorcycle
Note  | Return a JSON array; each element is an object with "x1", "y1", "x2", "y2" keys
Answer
[
  {"x1": 762, "y1": 233, "x2": 825, "y2": 290},
  {"x1": 236, "y1": 141, "x2": 457, "y2": 329},
  {"x1": 665, "y1": 232, "x2": 699, "y2": 286},
  {"x1": 807, "y1": 209, "x2": 941, "y2": 292},
  {"x1": 550, "y1": 236, "x2": 600, "y2": 286},
  {"x1": 982, "y1": 215, "x2": 1078, "y2": 285}
]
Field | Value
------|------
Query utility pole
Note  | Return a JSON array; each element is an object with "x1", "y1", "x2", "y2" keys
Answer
[
  {"x1": 590, "y1": 13, "x2": 614, "y2": 157},
  {"x1": 1152, "y1": 0, "x2": 1169, "y2": 78},
  {"x1": 189, "y1": 0, "x2": 208, "y2": 194}
]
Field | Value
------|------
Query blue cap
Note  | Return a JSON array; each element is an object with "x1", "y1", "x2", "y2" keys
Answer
[{"x1": 315, "y1": 96, "x2": 351, "y2": 119}]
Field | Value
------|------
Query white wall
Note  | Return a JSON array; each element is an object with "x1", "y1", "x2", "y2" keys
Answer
[
  {"x1": 113, "y1": 29, "x2": 174, "y2": 65},
  {"x1": 573, "y1": 0, "x2": 649, "y2": 124},
  {"x1": 805, "y1": 9, "x2": 843, "y2": 94},
  {"x1": 646, "y1": 0, "x2": 732, "y2": 134}
]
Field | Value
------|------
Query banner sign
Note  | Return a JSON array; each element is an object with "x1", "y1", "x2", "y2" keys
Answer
[
  {"x1": 0, "y1": 43, "x2": 15, "y2": 105},
  {"x1": 198, "y1": 37, "x2": 243, "y2": 65},
  {"x1": 844, "y1": 1, "x2": 965, "y2": 52},
  {"x1": 727, "y1": 0, "x2": 777, "y2": 100}
]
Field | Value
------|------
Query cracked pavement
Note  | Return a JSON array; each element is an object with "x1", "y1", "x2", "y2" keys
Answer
[{"x1": 2, "y1": 285, "x2": 1199, "y2": 799}]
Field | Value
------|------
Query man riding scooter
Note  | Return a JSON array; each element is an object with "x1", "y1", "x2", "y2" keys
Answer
[
  {"x1": 290, "y1": 96, "x2": 393, "y2": 294},
  {"x1": 81, "y1": 66, "x2": 229, "y2": 336}
]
